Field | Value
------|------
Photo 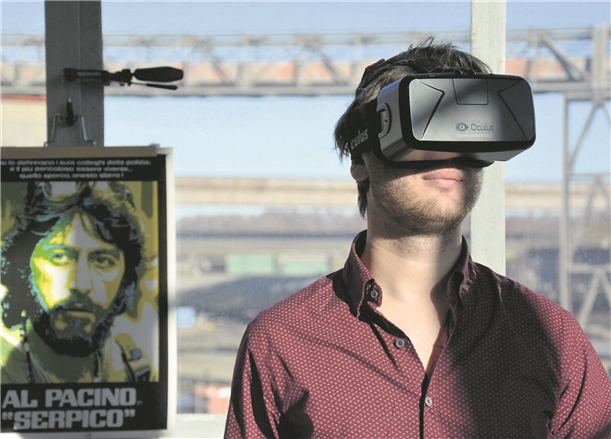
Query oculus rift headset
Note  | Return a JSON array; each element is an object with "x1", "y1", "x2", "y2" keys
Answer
[{"x1": 348, "y1": 57, "x2": 536, "y2": 169}]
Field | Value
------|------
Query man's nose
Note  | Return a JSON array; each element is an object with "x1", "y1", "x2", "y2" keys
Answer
[{"x1": 71, "y1": 254, "x2": 93, "y2": 293}]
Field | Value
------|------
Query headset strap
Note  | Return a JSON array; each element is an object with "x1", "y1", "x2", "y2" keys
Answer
[{"x1": 348, "y1": 57, "x2": 446, "y2": 158}]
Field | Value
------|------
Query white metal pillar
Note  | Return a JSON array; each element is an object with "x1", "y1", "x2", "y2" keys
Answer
[
  {"x1": 45, "y1": 1, "x2": 104, "y2": 147},
  {"x1": 559, "y1": 95, "x2": 572, "y2": 310},
  {"x1": 469, "y1": 0, "x2": 507, "y2": 275}
]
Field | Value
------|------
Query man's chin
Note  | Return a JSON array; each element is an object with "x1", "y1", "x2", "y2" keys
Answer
[{"x1": 32, "y1": 311, "x2": 114, "y2": 357}]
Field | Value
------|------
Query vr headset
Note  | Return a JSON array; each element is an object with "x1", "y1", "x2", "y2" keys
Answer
[{"x1": 348, "y1": 67, "x2": 536, "y2": 169}]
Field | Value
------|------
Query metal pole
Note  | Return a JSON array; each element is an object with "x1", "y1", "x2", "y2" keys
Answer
[
  {"x1": 559, "y1": 95, "x2": 571, "y2": 311},
  {"x1": 469, "y1": 0, "x2": 507, "y2": 275},
  {"x1": 45, "y1": 1, "x2": 104, "y2": 147}
]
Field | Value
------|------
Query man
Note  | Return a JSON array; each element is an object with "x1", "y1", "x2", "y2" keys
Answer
[
  {"x1": 1, "y1": 181, "x2": 153, "y2": 383},
  {"x1": 225, "y1": 41, "x2": 611, "y2": 438}
]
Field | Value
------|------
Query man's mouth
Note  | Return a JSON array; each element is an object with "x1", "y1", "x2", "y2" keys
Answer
[
  {"x1": 56, "y1": 303, "x2": 98, "y2": 319},
  {"x1": 423, "y1": 168, "x2": 464, "y2": 180},
  {"x1": 62, "y1": 308, "x2": 95, "y2": 317},
  {"x1": 422, "y1": 167, "x2": 466, "y2": 188}
]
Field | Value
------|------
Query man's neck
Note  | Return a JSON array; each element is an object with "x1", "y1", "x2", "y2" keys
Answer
[
  {"x1": 26, "y1": 323, "x2": 99, "y2": 383},
  {"x1": 360, "y1": 227, "x2": 463, "y2": 302},
  {"x1": 359, "y1": 225, "x2": 463, "y2": 375}
]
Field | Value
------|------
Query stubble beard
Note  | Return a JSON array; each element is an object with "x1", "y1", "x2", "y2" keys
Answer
[
  {"x1": 32, "y1": 307, "x2": 118, "y2": 357},
  {"x1": 368, "y1": 165, "x2": 483, "y2": 239},
  {"x1": 29, "y1": 281, "x2": 126, "y2": 357}
]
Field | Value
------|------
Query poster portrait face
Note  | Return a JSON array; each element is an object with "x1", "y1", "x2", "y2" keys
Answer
[
  {"x1": 29, "y1": 211, "x2": 128, "y2": 357},
  {"x1": 1, "y1": 180, "x2": 161, "y2": 384}
]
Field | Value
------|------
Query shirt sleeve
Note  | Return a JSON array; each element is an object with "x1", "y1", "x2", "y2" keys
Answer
[
  {"x1": 224, "y1": 325, "x2": 281, "y2": 439},
  {"x1": 549, "y1": 313, "x2": 611, "y2": 438}
]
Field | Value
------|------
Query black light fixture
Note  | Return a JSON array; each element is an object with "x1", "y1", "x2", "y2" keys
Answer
[{"x1": 63, "y1": 66, "x2": 184, "y2": 90}]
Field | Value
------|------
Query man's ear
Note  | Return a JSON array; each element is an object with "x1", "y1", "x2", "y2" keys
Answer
[{"x1": 350, "y1": 161, "x2": 369, "y2": 182}]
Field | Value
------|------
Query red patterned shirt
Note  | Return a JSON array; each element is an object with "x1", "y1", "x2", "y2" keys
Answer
[{"x1": 225, "y1": 233, "x2": 611, "y2": 438}]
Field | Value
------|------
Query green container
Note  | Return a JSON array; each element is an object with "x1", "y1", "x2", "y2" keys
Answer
[
  {"x1": 279, "y1": 260, "x2": 329, "y2": 276},
  {"x1": 225, "y1": 254, "x2": 276, "y2": 275}
]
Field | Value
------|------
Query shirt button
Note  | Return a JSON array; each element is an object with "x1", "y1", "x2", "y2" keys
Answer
[
  {"x1": 370, "y1": 288, "x2": 379, "y2": 300},
  {"x1": 394, "y1": 338, "x2": 405, "y2": 349},
  {"x1": 425, "y1": 396, "x2": 433, "y2": 407}
]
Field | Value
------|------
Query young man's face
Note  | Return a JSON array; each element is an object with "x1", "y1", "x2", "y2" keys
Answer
[
  {"x1": 29, "y1": 212, "x2": 126, "y2": 354},
  {"x1": 356, "y1": 151, "x2": 483, "y2": 236}
]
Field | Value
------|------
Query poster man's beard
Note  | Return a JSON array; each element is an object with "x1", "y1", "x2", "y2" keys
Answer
[{"x1": 31, "y1": 289, "x2": 126, "y2": 357}]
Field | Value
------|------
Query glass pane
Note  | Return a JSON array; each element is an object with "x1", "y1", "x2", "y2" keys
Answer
[
  {"x1": 175, "y1": 206, "x2": 365, "y2": 413},
  {"x1": 505, "y1": 98, "x2": 611, "y2": 374}
]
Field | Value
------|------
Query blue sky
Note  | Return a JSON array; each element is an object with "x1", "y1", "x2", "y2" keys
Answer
[
  {"x1": 3, "y1": 2, "x2": 611, "y2": 34},
  {"x1": 2, "y1": 1, "x2": 610, "y2": 183}
]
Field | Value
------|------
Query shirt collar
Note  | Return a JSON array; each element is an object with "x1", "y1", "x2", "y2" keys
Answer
[{"x1": 340, "y1": 230, "x2": 476, "y2": 318}]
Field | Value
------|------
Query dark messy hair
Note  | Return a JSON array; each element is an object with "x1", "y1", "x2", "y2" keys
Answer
[
  {"x1": 1, "y1": 181, "x2": 145, "y2": 328},
  {"x1": 333, "y1": 39, "x2": 490, "y2": 217}
]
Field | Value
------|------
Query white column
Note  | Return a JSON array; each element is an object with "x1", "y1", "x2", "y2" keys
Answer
[
  {"x1": 469, "y1": 0, "x2": 507, "y2": 274},
  {"x1": 45, "y1": 1, "x2": 104, "y2": 147}
]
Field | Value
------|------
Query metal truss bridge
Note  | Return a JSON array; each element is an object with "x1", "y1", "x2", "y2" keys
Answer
[
  {"x1": 1, "y1": 26, "x2": 609, "y2": 99},
  {"x1": 2, "y1": 26, "x2": 610, "y2": 330}
]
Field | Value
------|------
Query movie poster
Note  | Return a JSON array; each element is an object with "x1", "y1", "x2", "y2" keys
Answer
[{"x1": 0, "y1": 146, "x2": 175, "y2": 438}]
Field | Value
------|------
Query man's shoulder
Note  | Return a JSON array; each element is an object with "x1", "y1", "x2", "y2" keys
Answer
[
  {"x1": 255, "y1": 272, "x2": 339, "y2": 321},
  {"x1": 475, "y1": 261, "x2": 563, "y2": 307},
  {"x1": 1, "y1": 328, "x2": 28, "y2": 384},
  {"x1": 104, "y1": 322, "x2": 159, "y2": 383},
  {"x1": 473, "y1": 262, "x2": 581, "y2": 335},
  {"x1": 245, "y1": 271, "x2": 344, "y2": 339}
]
